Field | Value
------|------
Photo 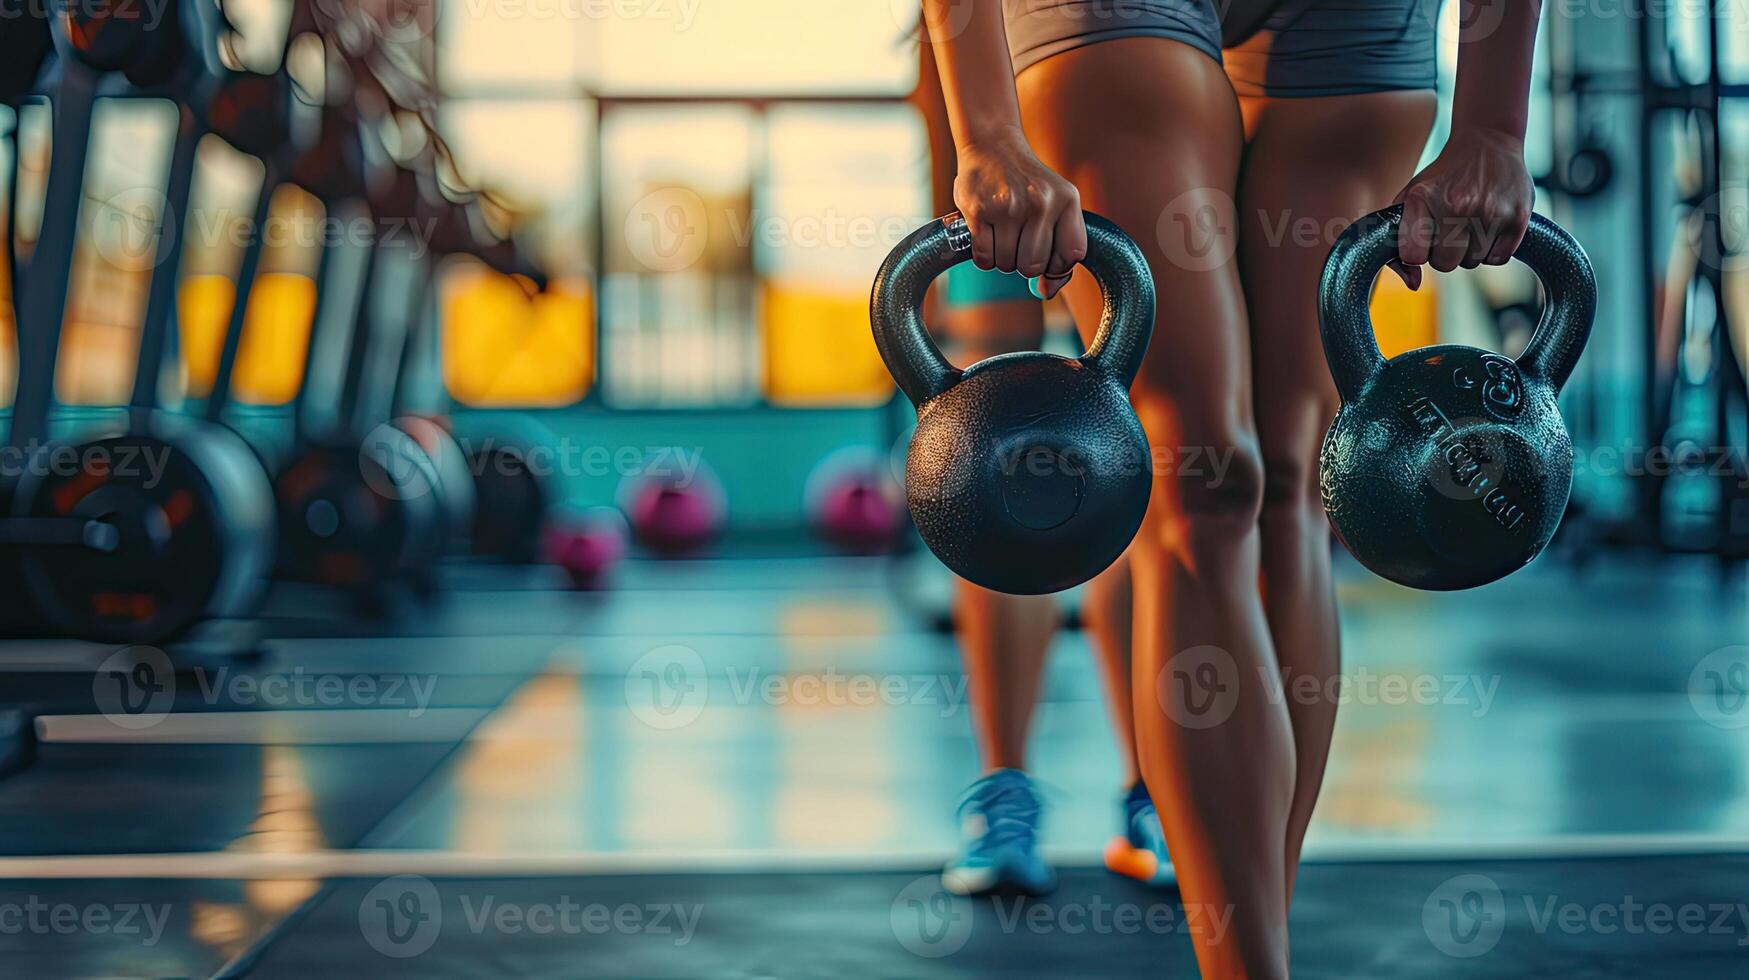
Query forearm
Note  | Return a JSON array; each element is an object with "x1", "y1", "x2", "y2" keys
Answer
[
  {"x1": 919, "y1": 0, "x2": 1025, "y2": 150},
  {"x1": 1450, "y1": 0, "x2": 1542, "y2": 141}
]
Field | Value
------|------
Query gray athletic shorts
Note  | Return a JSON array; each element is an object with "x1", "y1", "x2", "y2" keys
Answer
[{"x1": 1003, "y1": 0, "x2": 1440, "y2": 97}]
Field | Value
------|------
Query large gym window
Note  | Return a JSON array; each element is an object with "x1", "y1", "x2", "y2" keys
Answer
[
  {"x1": 436, "y1": 98, "x2": 595, "y2": 406},
  {"x1": 53, "y1": 99, "x2": 178, "y2": 406},
  {"x1": 434, "y1": 0, "x2": 922, "y2": 408}
]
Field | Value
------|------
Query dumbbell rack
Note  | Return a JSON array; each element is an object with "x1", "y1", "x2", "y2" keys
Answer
[{"x1": 1545, "y1": 4, "x2": 1747, "y2": 563}]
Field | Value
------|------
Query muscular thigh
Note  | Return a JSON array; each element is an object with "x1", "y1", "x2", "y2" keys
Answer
[
  {"x1": 1236, "y1": 91, "x2": 1435, "y2": 496},
  {"x1": 1015, "y1": 37, "x2": 1253, "y2": 456}
]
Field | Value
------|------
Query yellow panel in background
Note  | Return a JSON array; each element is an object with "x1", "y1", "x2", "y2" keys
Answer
[
  {"x1": 178, "y1": 274, "x2": 233, "y2": 392},
  {"x1": 1368, "y1": 273, "x2": 1438, "y2": 359},
  {"x1": 179, "y1": 272, "x2": 315, "y2": 404},
  {"x1": 235, "y1": 274, "x2": 317, "y2": 404},
  {"x1": 763, "y1": 281, "x2": 893, "y2": 406},
  {"x1": 442, "y1": 269, "x2": 594, "y2": 407}
]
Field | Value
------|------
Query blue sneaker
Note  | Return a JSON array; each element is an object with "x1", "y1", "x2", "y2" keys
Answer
[
  {"x1": 1105, "y1": 781, "x2": 1174, "y2": 886},
  {"x1": 942, "y1": 769, "x2": 1056, "y2": 896}
]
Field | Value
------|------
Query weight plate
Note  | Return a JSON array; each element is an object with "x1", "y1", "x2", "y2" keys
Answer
[
  {"x1": 273, "y1": 429, "x2": 443, "y2": 586},
  {"x1": 465, "y1": 445, "x2": 547, "y2": 563},
  {"x1": 395, "y1": 416, "x2": 475, "y2": 556},
  {"x1": 12, "y1": 419, "x2": 275, "y2": 645}
]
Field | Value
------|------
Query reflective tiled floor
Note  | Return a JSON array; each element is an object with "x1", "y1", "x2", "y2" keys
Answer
[{"x1": 0, "y1": 550, "x2": 1743, "y2": 976}]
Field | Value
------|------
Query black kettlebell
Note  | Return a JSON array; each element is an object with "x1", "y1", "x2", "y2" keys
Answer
[
  {"x1": 871, "y1": 211, "x2": 1153, "y2": 595},
  {"x1": 1318, "y1": 205, "x2": 1596, "y2": 590}
]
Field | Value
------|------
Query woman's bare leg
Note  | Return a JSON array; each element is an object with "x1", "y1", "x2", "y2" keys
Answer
[
  {"x1": 953, "y1": 329, "x2": 1138, "y2": 781},
  {"x1": 954, "y1": 580, "x2": 1058, "y2": 770},
  {"x1": 1234, "y1": 91, "x2": 1436, "y2": 903},
  {"x1": 949, "y1": 310, "x2": 1060, "y2": 773},
  {"x1": 922, "y1": 34, "x2": 1138, "y2": 781},
  {"x1": 1020, "y1": 37, "x2": 1293, "y2": 979},
  {"x1": 920, "y1": 38, "x2": 1064, "y2": 775},
  {"x1": 1083, "y1": 556, "x2": 1138, "y2": 784}
]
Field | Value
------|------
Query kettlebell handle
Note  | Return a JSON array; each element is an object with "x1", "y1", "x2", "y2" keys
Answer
[
  {"x1": 1318, "y1": 205, "x2": 1597, "y2": 403},
  {"x1": 870, "y1": 211, "x2": 1155, "y2": 405}
]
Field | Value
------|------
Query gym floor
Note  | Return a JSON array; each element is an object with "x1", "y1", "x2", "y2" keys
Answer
[{"x1": 0, "y1": 547, "x2": 1743, "y2": 977}]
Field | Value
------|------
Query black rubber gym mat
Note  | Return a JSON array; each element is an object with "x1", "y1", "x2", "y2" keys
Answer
[
  {"x1": 242, "y1": 855, "x2": 1749, "y2": 978},
  {"x1": 0, "y1": 878, "x2": 292, "y2": 978},
  {"x1": 0, "y1": 667, "x2": 528, "y2": 718},
  {"x1": 0, "y1": 743, "x2": 457, "y2": 855}
]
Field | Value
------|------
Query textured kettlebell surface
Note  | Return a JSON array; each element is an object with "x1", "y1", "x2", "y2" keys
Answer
[
  {"x1": 907, "y1": 354, "x2": 1151, "y2": 595},
  {"x1": 1321, "y1": 345, "x2": 1573, "y2": 590},
  {"x1": 1316, "y1": 207, "x2": 1594, "y2": 590}
]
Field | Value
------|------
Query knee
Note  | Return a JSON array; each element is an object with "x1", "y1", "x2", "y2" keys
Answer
[
  {"x1": 1260, "y1": 450, "x2": 1323, "y2": 515},
  {"x1": 1147, "y1": 438, "x2": 1265, "y2": 552}
]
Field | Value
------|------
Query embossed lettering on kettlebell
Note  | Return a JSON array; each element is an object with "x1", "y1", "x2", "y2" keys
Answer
[
  {"x1": 1452, "y1": 354, "x2": 1524, "y2": 421},
  {"x1": 1318, "y1": 206, "x2": 1594, "y2": 589},
  {"x1": 1403, "y1": 397, "x2": 1527, "y2": 534}
]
